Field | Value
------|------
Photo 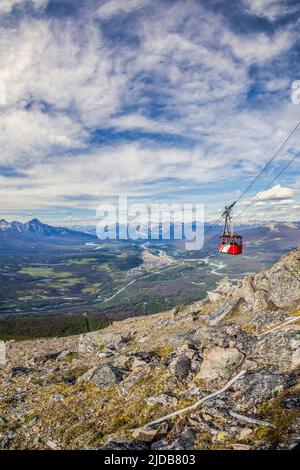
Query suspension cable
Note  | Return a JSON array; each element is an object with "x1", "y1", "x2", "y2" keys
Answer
[
  {"x1": 205, "y1": 119, "x2": 300, "y2": 235},
  {"x1": 235, "y1": 119, "x2": 300, "y2": 205},
  {"x1": 234, "y1": 150, "x2": 300, "y2": 221},
  {"x1": 204, "y1": 215, "x2": 223, "y2": 235}
]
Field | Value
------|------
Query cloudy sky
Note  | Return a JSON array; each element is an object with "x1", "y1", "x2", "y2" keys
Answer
[{"x1": 0, "y1": 0, "x2": 300, "y2": 226}]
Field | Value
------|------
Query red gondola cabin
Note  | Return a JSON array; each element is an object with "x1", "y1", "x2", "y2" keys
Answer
[
  {"x1": 219, "y1": 234, "x2": 243, "y2": 255},
  {"x1": 219, "y1": 203, "x2": 243, "y2": 255}
]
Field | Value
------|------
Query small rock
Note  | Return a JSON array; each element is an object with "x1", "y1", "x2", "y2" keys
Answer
[
  {"x1": 185, "y1": 299, "x2": 208, "y2": 315},
  {"x1": 50, "y1": 392, "x2": 65, "y2": 402},
  {"x1": 132, "y1": 428, "x2": 158, "y2": 443},
  {"x1": 147, "y1": 394, "x2": 178, "y2": 407},
  {"x1": 10, "y1": 366, "x2": 32, "y2": 377},
  {"x1": 102, "y1": 440, "x2": 147, "y2": 450},
  {"x1": 183, "y1": 385, "x2": 200, "y2": 397},
  {"x1": 130, "y1": 351, "x2": 160, "y2": 363},
  {"x1": 282, "y1": 393, "x2": 300, "y2": 409},
  {"x1": 47, "y1": 440, "x2": 58, "y2": 450},
  {"x1": 131, "y1": 358, "x2": 149, "y2": 369},
  {"x1": 138, "y1": 335, "x2": 149, "y2": 343},
  {"x1": 239, "y1": 428, "x2": 253, "y2": 440},
  {"x1": 217, "y1": 278, "x2": 233, "y2": 294},
  {"x1": 57, "y1": 350, "x2": 73, "y2": 361},
  {"x1": 208, "y1": 291, "x2": 223, "y2": 303},
  {"x1": 243, "y1": 359, "x2": 258, "y2": 371},
  {"x1": 0, "y1": 341, "x2": 6, "y2": 365},
  {"x1": 111, "y1": 355, "x2": 134, "y2": 370},
  {"x1": 119, "y1": 369, "x2": 145, "y2": 396},
  {"x1": 11, "y1": 392, "x2": 27, "y2": 403},
  {"x1": 97, "y1": 351, "x2": 115, "y2": 359},
  {"x1": 232, "y1": 443, "x2": 251, "y2": 451},
  {"x1": 34, "y1": 352, "x2": 61, "y2": 365}
]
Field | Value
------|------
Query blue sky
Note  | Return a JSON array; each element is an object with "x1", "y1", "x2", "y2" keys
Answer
[{"x1": 0, "y1": 0, "x2": 300, "y2": 225}]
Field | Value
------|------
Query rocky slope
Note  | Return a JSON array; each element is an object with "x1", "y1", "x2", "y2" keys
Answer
[{"x1": 0, "y1": 247, "x2": 300, "y2": 450}]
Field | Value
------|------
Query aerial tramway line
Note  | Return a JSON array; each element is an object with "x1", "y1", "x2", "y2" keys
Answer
[{"x1": 206, "y1": 120, "x2": 300, "y2": 256}]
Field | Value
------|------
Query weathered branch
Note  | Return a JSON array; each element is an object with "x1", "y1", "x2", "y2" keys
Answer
[
  {"x1": 229, "y1": 410, "x2": 276, "y2": 428},
  {"x1": 258, "y1": 316, "x2": 300, "y2": 337},
  {"x1": 143, "y1": 369, "x2": 247, "y2": 429}
]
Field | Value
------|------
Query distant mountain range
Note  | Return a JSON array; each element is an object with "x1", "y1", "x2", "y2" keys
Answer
[
  {"x1": 0, "y1": 218, "x2": 83, "y2": 236},
  {"x1": 0, "y1": 217, "x2": 299, "y2": 253},
  {"x1": 0, "y1": 218, "x2": 96, "y2": 251}
]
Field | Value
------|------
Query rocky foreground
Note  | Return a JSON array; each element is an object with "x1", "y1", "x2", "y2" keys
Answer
[{"x1": 0, "y1": 247, "x2": 300, "y2": 450}]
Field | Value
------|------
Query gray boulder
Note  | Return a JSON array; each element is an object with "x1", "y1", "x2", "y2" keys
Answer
[
  {"x1": 78, "y1": 364, "x2": 124, "y2": 389},
  {"x1": 151, "y1": 429, "x2": 196, "y2": 450},
  {"x1": 251, "y1": 330, "x2": 300, "y2": 371},
  {"x1": 78, "y1": 331, "x2": 129, "y2": 353},
  {"x1": 253, "y1": 247, "x2": 300, "y2": 310},
  {"x1": 268, "y1": 266, "x2": 300, "y2": 310},
  {"x1": 232, "y1": 370, "x2": 296, "y2": 405},
  {"x1": 196, "y1": 347, "x2": 244, "y2": 381},
  {"x1": 189, "y1": 324, "x2": 254, "y2": 355},
  {"x1": 249, "y1": 310, "x2": 287, "y2": 333},
  {"x1": 253, "y1": 291, "x2": 276, "y2": 313},
  {"x1": 208, "y1": 298, "x2": 244, "y2": 325},
  {"x1": 169, "y1": 355, "x2": 192, "y2": 381},
  {"x1": 241, "y1": 275, "x2": 256, "y2": 305}
]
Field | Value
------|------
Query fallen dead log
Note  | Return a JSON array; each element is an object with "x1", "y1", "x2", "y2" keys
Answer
[
  {"x1": 142, "y1": 369, "x2": 247, "y2": 429},
  {"x1": 229, "y1": 410, "x2": 276, "y2": 428},
  {"x1": 257, "y1": 316, "x2": 300, "y2": 337}
]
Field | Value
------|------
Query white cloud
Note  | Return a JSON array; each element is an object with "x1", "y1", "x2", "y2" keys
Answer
[
  {"x1": 264, "y1": 78, "x2": 290, "y2": 92},
  {"x1": 255, "y1": 184, "x2": 298, "y2": 201},
  {"x1": 255, "y1": 201, "x2": 267, "y2": 206},
  {"x1": 243, "y1": 0, "x2": 296, "y2": 22},
  {"x1": 0, "y1": 19, "x2": 127, "y2": 126},
  {"x1": 97, "y1": 0, "x2": 151, "y2": 20},
  {"x1": 271, "y1": 198, "x2": 294, "y2": 205},
  {"x1": 238, "y1": 183, "x2": 300, "y2": 222},
  {"x1": 221, "y1": 29, "x2": 294, "y2": 65},
  {"x1": 0, "y1": 17, "x2": 129, "y2": 167},
  {"x1": 0, "y1": 0, "x2": 48, "y2": 14},
  {"x1": 0, "y1": 107, "x2": 87, "y2": 166},
  {"x1": 0, "y1": 140, "x2": 251, "y2": 212}
]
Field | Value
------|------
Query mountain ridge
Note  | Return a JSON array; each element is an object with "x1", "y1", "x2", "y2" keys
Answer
[
  {"x1": 0, "y1": 218, "x2": 96, "y2": 251},
  {"x1": 0, "y1": 218, "x2": 89, "y2": 236}
]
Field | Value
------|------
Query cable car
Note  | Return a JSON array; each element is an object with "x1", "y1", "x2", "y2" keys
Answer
[{"x1": 219, "y1": 202, "x2": 243, "y2": 255}]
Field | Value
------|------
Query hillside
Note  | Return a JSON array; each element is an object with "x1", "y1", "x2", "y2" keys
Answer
[{"x1": 0, "y1": 246, "x2": 299, "y2": 450}]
